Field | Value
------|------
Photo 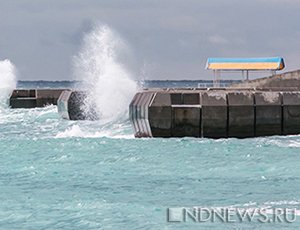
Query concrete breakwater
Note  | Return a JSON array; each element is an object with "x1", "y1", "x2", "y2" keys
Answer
[
  {"x1": 10, "y1": 89, "x2": 66, "y2": 108},
  {"x1": 7, "y1": 69, "x2": 300, "y2": 138},
  {"x1": 130, "y1": 89, "x2": 300, "y2": 138},
  {"x1": 9, "y1": 88, "x2": 300, "y2": 138}
]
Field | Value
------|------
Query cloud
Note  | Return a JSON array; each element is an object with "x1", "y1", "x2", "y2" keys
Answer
[{"x1": 208, "y1": 35, "x2": 228, "y2": 45}]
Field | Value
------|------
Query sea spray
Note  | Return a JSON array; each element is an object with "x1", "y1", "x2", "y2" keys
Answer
[
  {"x1": 0, "y1": 59, "x2": 17, "y2": 109},
  {"x1": 73, "y1": 25, "x2": 137, "y2": 122}
]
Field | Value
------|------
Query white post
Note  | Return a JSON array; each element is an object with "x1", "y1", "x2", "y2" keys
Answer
[{"x1": 213, "y1": 70, "x2": 216, "y2": 87}]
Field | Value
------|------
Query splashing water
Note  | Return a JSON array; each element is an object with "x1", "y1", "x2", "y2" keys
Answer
[
  {"x1": 0, "y1": 59, "x2": 17, "y2": 109},
  {"x1": 73, "y1": 25, "x2": 137, "y2": 122}
]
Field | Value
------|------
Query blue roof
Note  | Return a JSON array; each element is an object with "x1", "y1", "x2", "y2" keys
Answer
[{"x1": 207, "y1": 57, "x2": 284, "y2": 64}]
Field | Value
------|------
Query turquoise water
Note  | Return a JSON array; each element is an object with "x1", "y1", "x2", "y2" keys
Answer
[
  {"x1": 0, "y1": 78, "x2": 300, "y2": 230},
  {"x1": 1, "y1": 99, "x2": 300, "y2": 229}
]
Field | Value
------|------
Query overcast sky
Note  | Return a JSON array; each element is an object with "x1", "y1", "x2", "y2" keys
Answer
[{"x1": 0, "y1": 0, "x2": 300, "y2": 80}]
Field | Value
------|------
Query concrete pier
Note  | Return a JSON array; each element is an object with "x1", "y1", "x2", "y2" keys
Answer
[
  {"x1": 10, "y1": 89, "x2": 66, "y2": 108},
  {"x1": 11, "y1": 68, "x2": 297, "y2": 139},
  {"x1": 129, "y1": 89, "x2": 300, "y2": 138}
]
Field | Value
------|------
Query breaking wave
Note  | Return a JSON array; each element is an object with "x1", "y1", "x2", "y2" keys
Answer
[{"x1": 73, "y1": 24, "x2": 137, "y2": 123}]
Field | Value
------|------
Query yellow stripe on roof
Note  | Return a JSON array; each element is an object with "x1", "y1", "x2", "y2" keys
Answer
[{"x1": 208, "y1": 62, "x2": 282, "y2": 70}]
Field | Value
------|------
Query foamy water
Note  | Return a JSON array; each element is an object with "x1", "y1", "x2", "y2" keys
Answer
[{"x1": 0, "y1": 59, "x2": 17, "y2": 109}]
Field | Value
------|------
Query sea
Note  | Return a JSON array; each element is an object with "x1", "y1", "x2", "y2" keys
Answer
[
  {"x1": 0, "y1": 80, "x2": 299, "y2": 230},
  {"x1": 1, "y1": 25, "x2": 300, "y2": 229}
]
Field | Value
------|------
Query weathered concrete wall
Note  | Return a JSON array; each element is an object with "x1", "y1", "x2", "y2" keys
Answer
[
  {"x1": 10, "y1": 89, "x2": 66, "y2": 108},
  {"x1": 130, "y1": 89, "x2": 300, "y2": 138}
]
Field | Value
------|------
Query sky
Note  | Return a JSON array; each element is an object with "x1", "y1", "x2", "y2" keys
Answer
[{"x1": 0, "y1": 0, "x2": 300, "y2": 80}]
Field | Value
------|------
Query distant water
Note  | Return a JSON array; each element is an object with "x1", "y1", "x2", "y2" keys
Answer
[
  {"x1": 16, "y1": 79, "x2": 240, "y2": 89},
  {"x1": 1, "y1": 81, "x2": 300, "y2": 229},
  {"x1": 17, "y1": 80, "x2": 79, "y2": 89}
]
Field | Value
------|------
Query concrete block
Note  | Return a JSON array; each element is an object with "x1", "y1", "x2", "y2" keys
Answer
[
  {"x1": 136, "y1": 93, "x2": 148, "y2": 136},
  {"x1": 36, "y1": 89, "x2": 65, "y2": 106},
  {"x1": 228, "y1": 91, "x2": 253, "y2": 106},
  {"x1": 182, "y1": 93, "x2": 200, "y2": 104},
  {"x1": 149, "y1": 93, "x2": 172, "y2": 137},
  {"x1": 132, "y1": 92, "x2": 154, "y2": 137},
  {"x1": 172, "y1": 105, "x2": 200, "y2": 137},
  {"x1": 170, "y1": 93, "x2": 200, "y2": 105},
  {"x1": 282, "y1": 92, "x2": 300, "y2": 135},
  {"x1": 255, "y1": 92, "x2": 281, "y2": 106},
  {"x1": 11, "y1": 89, "x2": 35, "y2": 98},
  {"x1": 228, "y1": 92, "x2": 254, "y2": 137},
  {"x1": 151, "y1": 92, "x2": 171, "y2": 106},
  {"x1": 201, "y1": 91, "x2": 227, "y2": 138},
  {"x1": 10, "y1": 98, "x2": 37, "y2": 108},
  {"x1": 171, "y1": 93, "x2": 182, "y2": 104},
  {"x1": 57, "y1": 91, "x2": 98, "y2": 120},
  {"x1": 10, "y1": 89, "x2": 37, "y2": 108},
  {"x1": 255, "y1": 92, "x2": 282, "y2": 136},
  {"x1": 11, "y1": 89, "x2": 64, "y2": 108}
]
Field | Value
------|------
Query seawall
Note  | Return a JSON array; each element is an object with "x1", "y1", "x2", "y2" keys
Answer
[{"x1": 130, "y1": 88, "x2": 300, "y2": 138}]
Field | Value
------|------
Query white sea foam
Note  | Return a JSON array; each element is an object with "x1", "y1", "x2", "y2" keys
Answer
[
  {"x1": 0, "y1": 59, "x2": 17, "y2": 109},
  {"x1": 55, "y1": 124, "x2": 134, "y2": 139},
  {"x1": 73, "y1": 24, "x2": 137, "y2": 123},
  {"x1": 267, "y1": 138, "x2": 300, "y2": 148}
]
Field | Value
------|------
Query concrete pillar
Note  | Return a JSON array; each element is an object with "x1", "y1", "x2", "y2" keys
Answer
[
  {"x1": 255, "y1": 92, "x2": 282, "y2": 136},
  {"x1": 172, "y1": 105, "x2": 200, "y2": 137},
  {"x1": 148, "y1": 93, "x2": 172, "y2": 137},
  {"x1": 228, "y1": 91, "x2": 255, "y2": 138},
  {"x1": 282, "y1": 92, "x2": 300, "y2": 135},
  {"x1": 169, "y1": 93, "x2": 201, "y2": 137},
  {"x1": 201, "y1": 91, "x2": 227, "y2": 138}
]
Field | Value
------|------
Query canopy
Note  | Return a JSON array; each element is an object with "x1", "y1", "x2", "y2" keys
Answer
[{"x1": 206, "y1": 57, "x2": 285, "y2": 71}]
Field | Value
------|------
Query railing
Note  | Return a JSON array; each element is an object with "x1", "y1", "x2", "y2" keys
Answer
[{"x1": 197, "y1": 82, "x2": 232, "y2": 88}]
